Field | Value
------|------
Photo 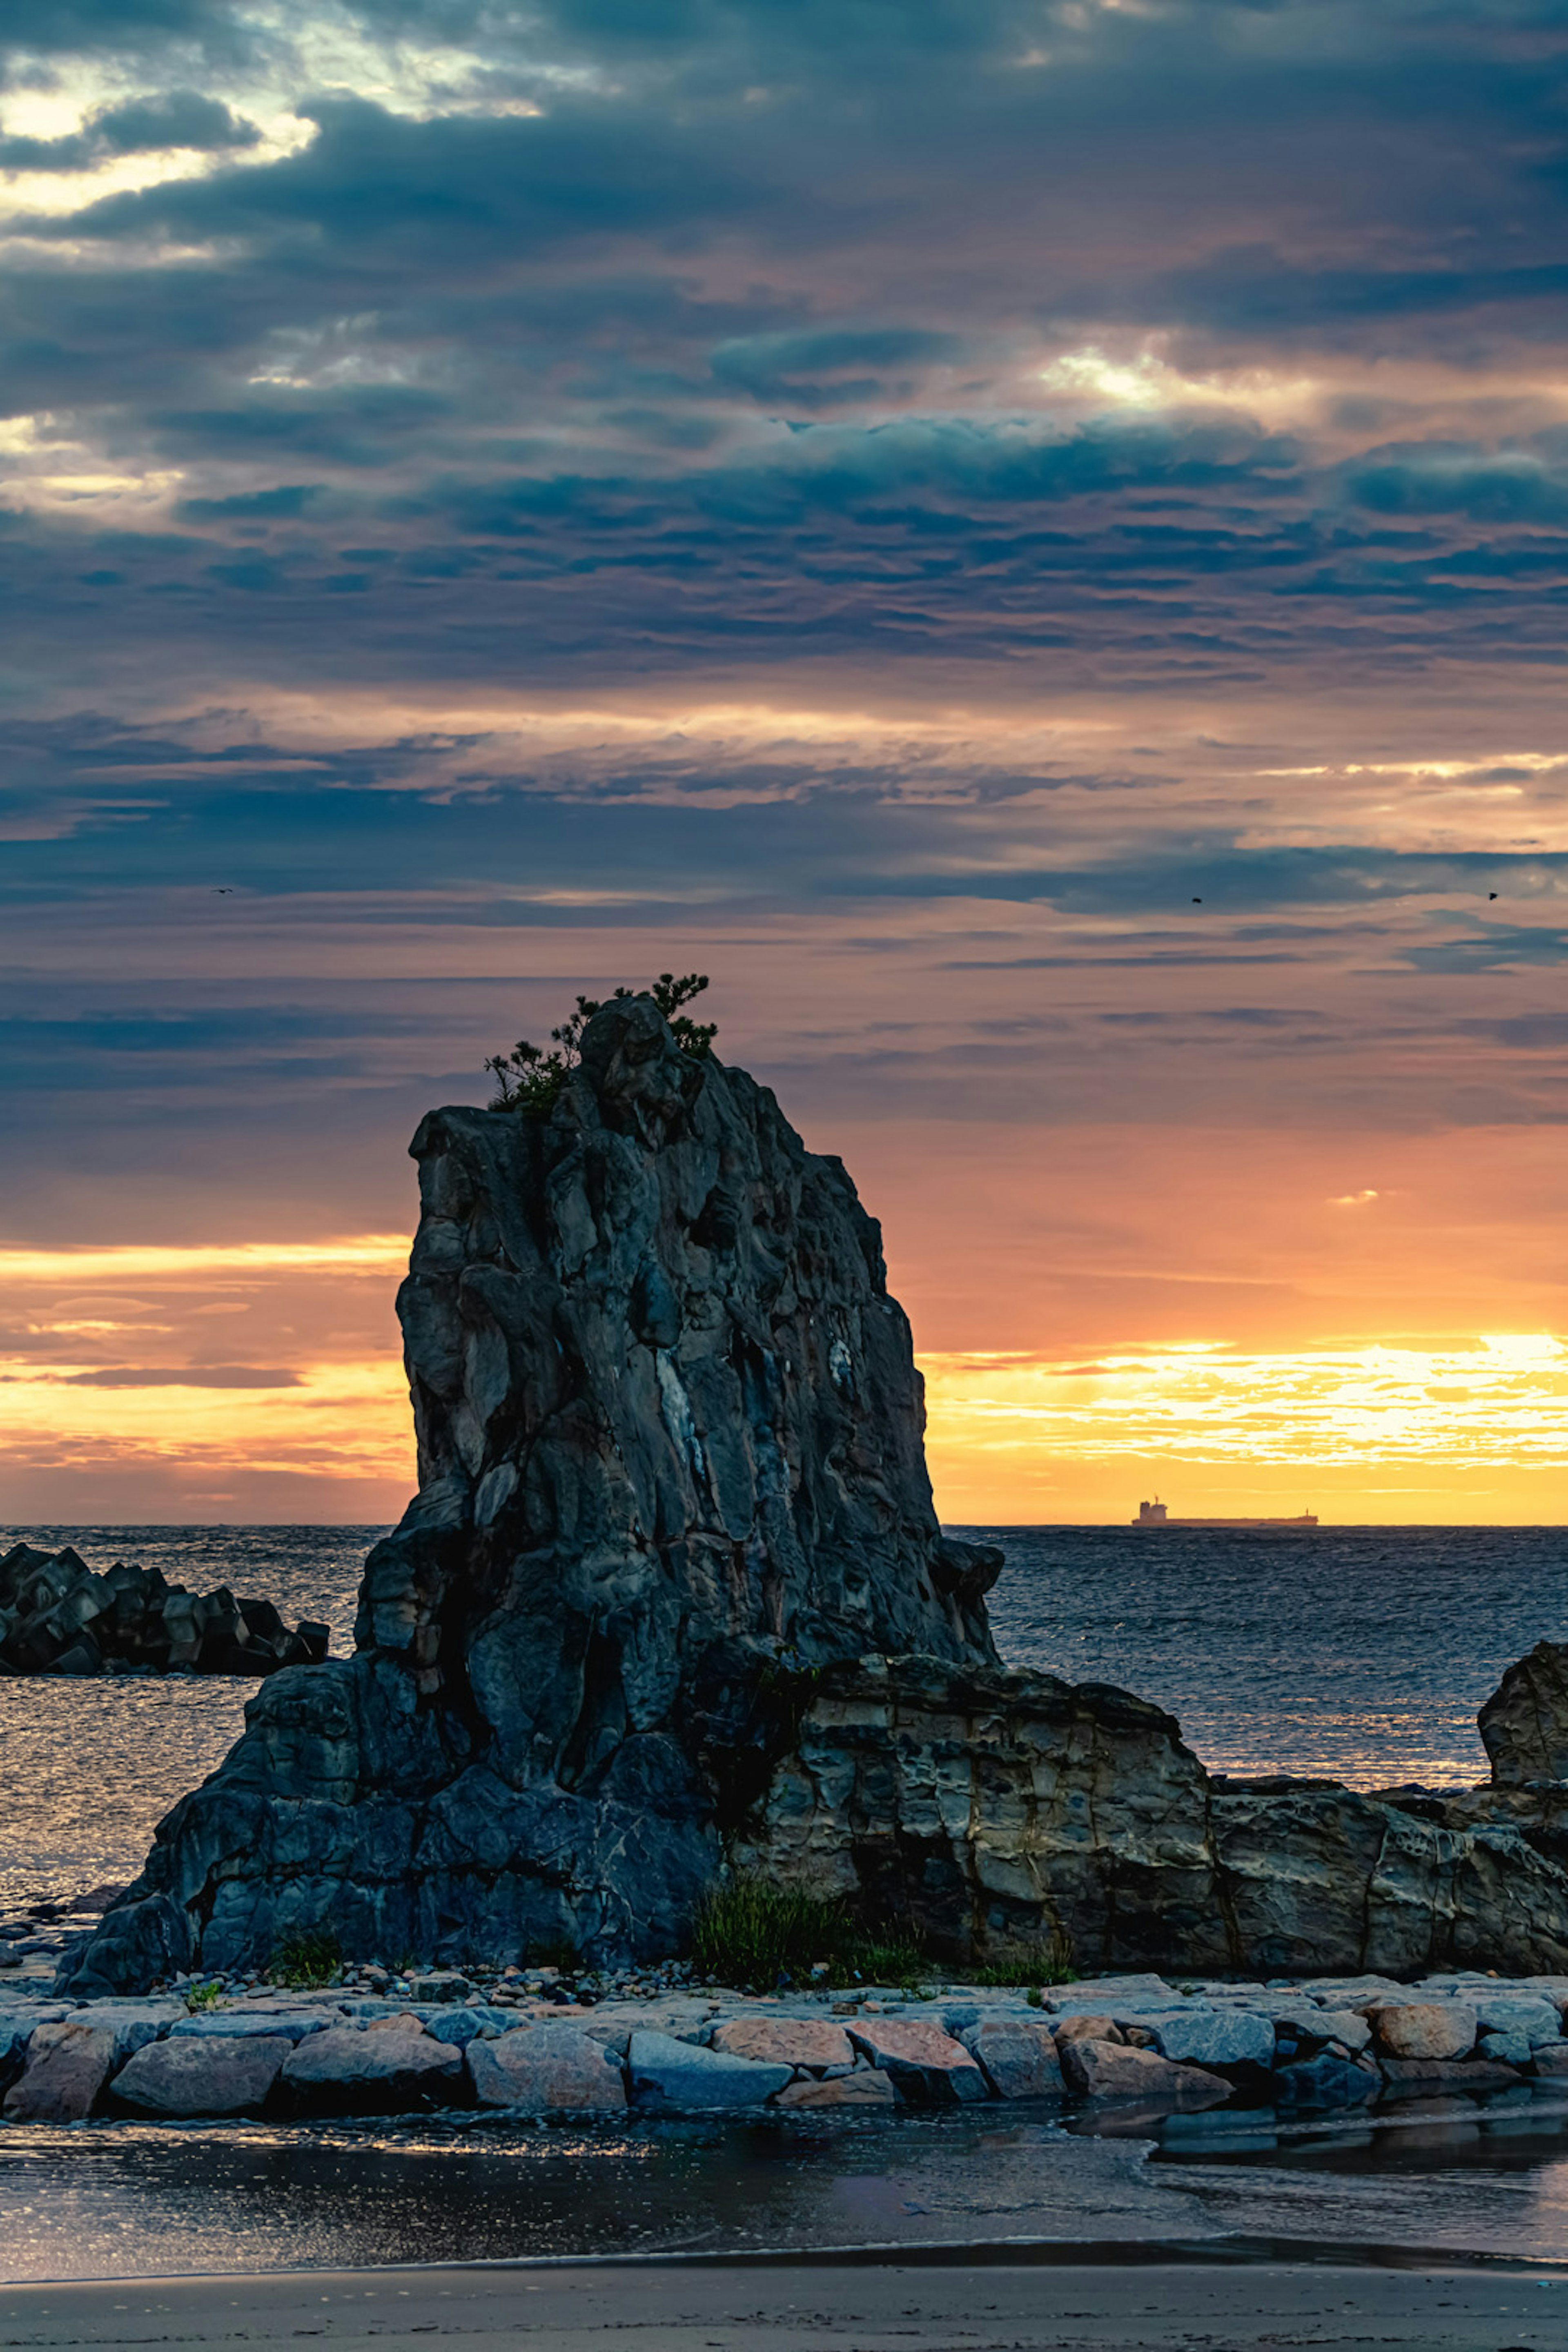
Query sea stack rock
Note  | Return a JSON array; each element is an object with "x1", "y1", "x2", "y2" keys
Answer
[
  {"x1": 65, "y1": 997, "x2": 1568, "y2": 1991},
  {"x1": 69, "y1": 996, "x2": 1002, "y2": 1987}
]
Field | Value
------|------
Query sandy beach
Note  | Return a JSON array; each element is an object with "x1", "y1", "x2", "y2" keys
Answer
[{"x1": 4, "y1": 2252, "x2": 1568, "y2": 2352}]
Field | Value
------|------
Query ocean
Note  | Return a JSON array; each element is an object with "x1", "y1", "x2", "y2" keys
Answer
[{"x1": 1, "y1": 1521, "x2": 1564, "y2": 1910}]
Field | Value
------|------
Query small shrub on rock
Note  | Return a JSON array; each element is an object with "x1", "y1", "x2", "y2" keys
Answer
[{"x1": 487, "y1": 973, "x2": 716, "y2": 1116}]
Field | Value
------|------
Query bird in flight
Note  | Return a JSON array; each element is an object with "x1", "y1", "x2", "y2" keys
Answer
[
  {"x1": 214, "y1": 887, "x2": 234, "y2": 894},
  {"x1": 1192, "y1": 896, "x2": 1202, "y2": 904},
  {"x1": 1489, "y1": 891, "x2": 1498, "y2": 900}
]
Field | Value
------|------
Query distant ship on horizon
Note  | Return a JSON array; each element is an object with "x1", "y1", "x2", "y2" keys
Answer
[{"x1": 1133, "y1": 1498, "x2": 1319, "y2": 1530}]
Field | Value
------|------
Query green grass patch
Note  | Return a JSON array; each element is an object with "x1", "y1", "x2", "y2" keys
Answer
[
  {"x1": 270, "y1": 1929, "x2": 342, "y2": 1988},
  {"x1": 964, "y1": 1931, "x2": 1076, "y2": 1990},
  {"x1": 689, "y1": 1879, "x2": 933, "y2": 1992},
  {"x1": 183, "y1": 1978, "x2": 225, "y2": 2013}
]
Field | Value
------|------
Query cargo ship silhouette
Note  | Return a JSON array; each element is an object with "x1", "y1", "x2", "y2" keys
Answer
[{"x1": 1133, "y1": 1498, "x2": 1318, "y2": 1529}]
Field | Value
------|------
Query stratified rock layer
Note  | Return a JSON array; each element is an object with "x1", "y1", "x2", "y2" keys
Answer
[
  {"x1": 64, "y1": 998, "x2": 1568, "y2": 1990},
  {"x1": 734, "y1": 1658, "x2": 1568, "y2": 1977}
]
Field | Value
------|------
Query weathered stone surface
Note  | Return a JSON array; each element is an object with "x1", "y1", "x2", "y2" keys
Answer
[
  {"x1": 3, "y1": 2021, "x2": 118, "y2": 2120},
  {"x1": 960, "y1": 2018, "x2": 1064, "y2": 2098},
  {"x1": 1267, "y1": 2002, "x2": 1372, "y2": 2052},
  {"x1": 1144, "y1": 2007, "x2": 1274, "y2": 2071},
  {"x1": 627, "y1": 2028, "x2": 791, "y2": 2110},
  {"x1": 1053, "y1": 2014, "x2": 1124, "y2": 2045},
  {"x1": 468, "y1": 2023, "x2": 625, "y2": 2111},
  {"x1": 112, "y1": 2034, "x2": 290, "y2": 2116},
  {"x1": 1056, "y1": 2038, "x2": 1226, "y2": 2107},
  {"x1": 709, "y1": 2017, "x2": 854, "y2": 2071},
  {"x1": 169, "y1": 2009, "x2": 327, "y2": 2043},
  {"x1": 846, "y1": 2018, "x2": 987, "y2": 2103},
  {"x1": 775, "y1": 2070, "x2": 895, "y2": 2108},
  {"x1": 1472, "y1": 1994, "x2": 1561, "y2": 2046},
  {"x1": 1480, "y1": 1641, "x2": 1568, "y2": 1785},
  {"x1": 1478, "y1": 2029, "x2": 1533, "y2": 2066},
  {"x1": 279, "y1": 2015, "x2": 463, "y2": 2111},
  {"x1": 1367, "y1": 2002, "x2": 1477, "y2": 2060}
]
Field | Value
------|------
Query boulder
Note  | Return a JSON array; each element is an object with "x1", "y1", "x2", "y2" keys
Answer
[
  {"x1": 4, "y1": 2021, "x2": 118, "y2": 2120},
  {"x1": 1143, "y1": 2007, "x2": 1274, "y2": 2071},
  {"x1": 709, "y1": 2018, "x2": 854, "y2": 2071},
  {"x1": 1478, "y1": 2029, "x2": 1533, "y2": 2066},
  {"x1": 1053, "y1": 2014, "x2": 1124, "y2": 2045},
  {"x1": 1267, "y1": 2002, "x2": 1372, "y2": 2052},
  {"x1": 1533, "y1": 2041, "x2": 1568, "y2": 2076},
  {"x1": 468, "y1": 2023, "x2": 625, "y2": 2112},
  {"x1": 846, "y1": 2018, "x2": 987, "y2": 2104},
  {"x1": 1472, "y1": 1994, "x2": 1561, "y2": 2047},
  {"x1": 422, "y1": 2007, "x2": 498, "y2": 2048},
  {"x1": 1055, "y1": 2037, "x2": 1226, "y2": 2107},
  {"x1": 1367, "y1": 2002, "x2": 1477, "y2": 2060},
  {"x1": 775, "y1": 2070, "x2": 895, "y2": 2108},
  {"x1": 960, "y1": 2018, "x2": 1065, "y2": 2098},
  {"x1": 278, "y1": 2016, "x2": 463, "y2": 2111},
  {"x1": 1480, "y1": 1641, "x2": 1568, "y2": 1785},
  {"x1": 112, "y1": 2034, "x2": 290, "y2": 2116},
  {"x1": 627, "y1": 2028, "x2": 792, "y2": 2111}
]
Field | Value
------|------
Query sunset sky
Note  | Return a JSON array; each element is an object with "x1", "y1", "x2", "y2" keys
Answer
[{"x1": 7, "y1": 0, "x2": 1568, "y2": 1523}]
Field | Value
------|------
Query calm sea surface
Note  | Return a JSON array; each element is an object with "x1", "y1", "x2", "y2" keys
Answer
[{"x1": 1, "y1": 1521, "x2": 1565, "y2": 1908}]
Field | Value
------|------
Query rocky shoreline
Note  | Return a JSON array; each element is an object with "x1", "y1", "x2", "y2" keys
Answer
[
  {"x1": 0, "y1": 1545, "x2": 328, "y2": 1679},
  {"x1": 6, "y1": 1957, "x2": 1568, "y2": 2123}
]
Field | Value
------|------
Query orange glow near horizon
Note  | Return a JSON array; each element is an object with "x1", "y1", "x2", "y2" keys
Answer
[{"x1": 3, "y1": 1232, "x2": 1567, "y2": 1527}]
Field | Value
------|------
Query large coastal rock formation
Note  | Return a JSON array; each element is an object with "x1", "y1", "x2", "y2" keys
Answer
[{"x1": 65, "y1": 998, "x2": 1568, "y2": 1991}]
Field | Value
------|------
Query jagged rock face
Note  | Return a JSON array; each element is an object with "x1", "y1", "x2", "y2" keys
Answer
[
  {"x1": 361, "y1": 990, "x2": 996, "y2": 1760},
  {"x1": 735, "y1": 1662, "x2": 1568, "y2": 1978},
  {"x1": 67, "y1": 999, "x2": 997, "y2": 1988},
  {"x1": 1479, "y1": 1640, "x2": 1568, "y2": 1786}
]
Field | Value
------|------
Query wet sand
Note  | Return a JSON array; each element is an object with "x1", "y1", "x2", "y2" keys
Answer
[{"x1": 4, "y1": 2250, "x2": 1568, "y2": 2352}]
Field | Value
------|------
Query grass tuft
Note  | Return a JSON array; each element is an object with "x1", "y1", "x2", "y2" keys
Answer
[
  {"x1": 690, "y1": 1878, "x2": 929, "y2": 1992},
  {"x1": 270, "y1": 1929, "x2": 342, "y2": 1988},
  {"x1": 964, "y1": 1931, "x2": 1076, "y2": 1990}
]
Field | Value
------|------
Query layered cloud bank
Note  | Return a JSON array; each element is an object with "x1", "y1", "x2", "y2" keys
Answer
[{"x1": 5, "y1": 0, "x2": 1568, "y2": 1518}]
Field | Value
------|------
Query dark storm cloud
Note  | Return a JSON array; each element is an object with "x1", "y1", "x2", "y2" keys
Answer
[{"x1": 0, "y1": 91, "x2": 258, "y2": 168}]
